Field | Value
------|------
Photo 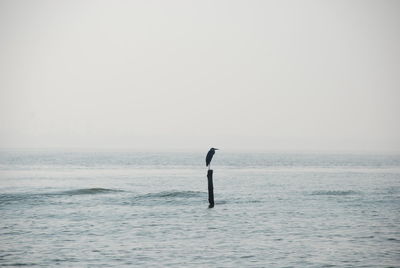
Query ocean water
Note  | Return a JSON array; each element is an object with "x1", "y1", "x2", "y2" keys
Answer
[{"x1": 0, "y1": 150, "x2": 399, "y2": 267}]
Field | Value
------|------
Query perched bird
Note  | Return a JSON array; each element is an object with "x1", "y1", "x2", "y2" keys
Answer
[{"x1": 206, "y1": 148, "x2": 219, "y2": 169}]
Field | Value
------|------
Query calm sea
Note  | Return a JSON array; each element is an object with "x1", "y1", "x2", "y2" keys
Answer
[{"x1": 0, "y1": 150, "x2": 399, "y2": 267}]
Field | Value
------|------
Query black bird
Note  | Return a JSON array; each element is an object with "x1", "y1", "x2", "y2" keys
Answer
[{"x1": 206, "y1": 148, "x2": 219, "y2": 169}]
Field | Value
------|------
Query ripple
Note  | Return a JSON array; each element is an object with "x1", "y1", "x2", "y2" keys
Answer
[
  {"x1": 310, "y1": 190, "x2": 359, "y2": 196},
  {"x1": 240, "y1": 255, "x2": 255, "y2": 259}
]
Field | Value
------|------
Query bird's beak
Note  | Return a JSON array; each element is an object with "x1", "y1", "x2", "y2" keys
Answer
[{"x1": 215, "y1": 148, "x2": 219, "y2": 150}]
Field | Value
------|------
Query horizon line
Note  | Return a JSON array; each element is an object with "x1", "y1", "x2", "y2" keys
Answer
[{"x1": 0, "y1": 147, "x2": 399, "y2": 155}]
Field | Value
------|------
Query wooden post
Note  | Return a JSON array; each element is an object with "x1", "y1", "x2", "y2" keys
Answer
[{"x1": 207, "y1": 169, "x2": 214, "y2": 208}]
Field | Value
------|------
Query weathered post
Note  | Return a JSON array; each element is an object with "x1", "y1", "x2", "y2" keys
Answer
[{"x1": 207, "y1": 169, "x2": 214, "y2": 208}]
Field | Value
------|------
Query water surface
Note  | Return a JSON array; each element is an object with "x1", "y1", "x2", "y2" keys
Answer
[{"x1": 1, "y1": 151, "x2": 399, "y2": 267}]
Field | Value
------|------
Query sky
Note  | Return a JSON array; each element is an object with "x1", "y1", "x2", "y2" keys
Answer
[{"x1": 0, "y1": 0, "x2": 399, "y2": 152}]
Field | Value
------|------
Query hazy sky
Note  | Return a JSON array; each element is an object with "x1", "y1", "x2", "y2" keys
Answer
[{"x1": 0, "y1": 0, "x2": 399, "y2": 152}]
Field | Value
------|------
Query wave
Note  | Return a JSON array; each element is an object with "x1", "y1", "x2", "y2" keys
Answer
[
  {"x1": 0, "y1": 188, "x2": 123, "y2": 205},
  {"x1": 57, "y1": 188, "x2": 123, "y2": 196},
  {"x1": 136, "y1": 191, "x2": 205, "y2": 199},
  {"x1": 127, "y1": 190, "x2": 207, "y2": 206},
  {"x1": 311, "y1": 190, "x2": 359, "y2": 196},
  {"x1": 131, "y1": 191, "x2": 263, "y2": 206},
  {"x1": 1, "y1": 189, "x2": 261, "y2": 207}
]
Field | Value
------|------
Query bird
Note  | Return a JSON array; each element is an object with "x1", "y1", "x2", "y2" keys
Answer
[{"x1": 206, "y1": 148, "x2": 219, "y2": 169}]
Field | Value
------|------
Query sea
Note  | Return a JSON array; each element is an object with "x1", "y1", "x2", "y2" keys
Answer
[{"x1": 0, "y1": 150, "x2": 399, "y2": 267}]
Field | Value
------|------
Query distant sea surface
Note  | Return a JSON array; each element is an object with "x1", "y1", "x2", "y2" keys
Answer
[{"x1": 1, "y1": 150, "x2": 399, "y2": 267}]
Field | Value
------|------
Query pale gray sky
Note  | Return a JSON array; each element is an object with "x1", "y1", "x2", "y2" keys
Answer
[{"x1": 0, "y1": 0, "x2": 399, "y2": 152}]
